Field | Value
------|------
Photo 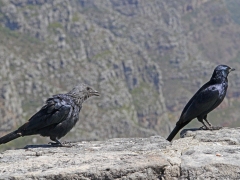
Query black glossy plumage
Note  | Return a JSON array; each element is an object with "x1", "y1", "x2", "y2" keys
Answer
[
  {"x1": 0, "y1": 84, "x2": 99, "y2": 146},
  {"x1": 167, "y1": 65, "x2": 235, "y2": 142}
]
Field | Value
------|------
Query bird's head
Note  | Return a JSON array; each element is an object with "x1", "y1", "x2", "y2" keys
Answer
[
  {"x1": 68, "y1": 84, "x2": 100, "y2": 104},
  {"x1": 212, "y1": 65, "x2": 235, "y2": 80}
]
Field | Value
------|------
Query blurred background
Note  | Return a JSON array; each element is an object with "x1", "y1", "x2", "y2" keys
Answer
[{"x1": 0, "y1": 0, "x2": 240, "y2": 151}]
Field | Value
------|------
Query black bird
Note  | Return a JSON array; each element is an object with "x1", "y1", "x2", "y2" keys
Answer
[
  {"x1": 167, "y1": 65, "x2": 235, "y2": 142},
  {"x1": 0, "y1": 84, "x2": 99, "y2": 146}
]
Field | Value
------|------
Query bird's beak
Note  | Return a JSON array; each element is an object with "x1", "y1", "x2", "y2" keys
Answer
[
  {"x1": 90, "y1": 90, "x2": 100, "y2": 96},
  {"x1": 230, "y1": 68, "x2": 235, "y2": 72}
]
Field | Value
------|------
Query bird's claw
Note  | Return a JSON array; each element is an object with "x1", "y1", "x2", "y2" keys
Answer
[
  {"x1": 48, "y1": 142, "x2": 63, "y2": 147},
  {"x1": 48, "y1": 141, "x2": 73, "y2": 147},
  {"x1": 209, "y1": 126, "x2": 222, "y2": 130},
  {"x1": 199, "y1": 126, "x2": 222, "y2": 131},
  {"x1": 199, "y1": 126, "x2": 208, "y2": 130},
  {"x1": 61, "y1": 141, "x2": 73, "y2": 147}
]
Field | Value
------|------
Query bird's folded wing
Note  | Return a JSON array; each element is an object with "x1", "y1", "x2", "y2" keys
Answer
[
  {"x1": 181, "y1": 85, "x2": 219, "y2": 122},
  {"x1": 21, "y1": 97, "x2": 72, "y2": 131}
]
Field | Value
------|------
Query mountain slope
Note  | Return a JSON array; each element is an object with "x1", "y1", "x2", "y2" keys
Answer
[{"x1": 0, "y1": 0, "x2": 240, "y2": 150}]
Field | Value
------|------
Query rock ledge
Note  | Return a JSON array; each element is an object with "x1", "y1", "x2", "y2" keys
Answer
[{"x1": 1, "y1": 128, "x2": 240, "y2": 179}]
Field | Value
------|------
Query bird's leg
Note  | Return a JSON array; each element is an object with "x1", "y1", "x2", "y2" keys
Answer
[
  {"x1": 49, "y1": 137, "x2": 73, "y2": 147},
  {"x1": 49, "y1": 137, "x2": 63, "y2": 146},
  {"x1": 199, "y1": 121, "x2": 210, "y2": 130},
  {"x1": 198, "y1": 117, "x2": 210, "y2": 130},
  {"x1": 203, "y1": 115, "x2": 222, "y2": 130},
  {"x1": 204, "y1": 119, "x2": 212, "y2": 127},
  {"x1": 54, "y1": 139, "x2": 62, "y2": 145},
  {"x1": 203, "y1": 115, "x2": 212, "y2": 127}
]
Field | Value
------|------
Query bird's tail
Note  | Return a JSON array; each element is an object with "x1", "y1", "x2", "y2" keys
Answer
[
  {"x1": 0, "y1": 130, "x2": 21, "y2": 145},
  {"x1": 166, "y1": 125, "x2": 182, "y2": 142},
  {"x1": 167, "y1": 120, "x2": 189, "y2": 142}
]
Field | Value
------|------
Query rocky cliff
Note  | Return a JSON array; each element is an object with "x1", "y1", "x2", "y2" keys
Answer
[
  {"x1": 0, "y1": 0, "x2": 240, "y2": 151},
  {"x1": 0, "y1": 128, "x2": 240, "y2": 179}
]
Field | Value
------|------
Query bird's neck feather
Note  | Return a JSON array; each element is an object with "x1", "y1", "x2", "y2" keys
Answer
[
  {"x1": 211, "y1": 75, "x2": 228, "y2": 84},
  {"x1": 67, "y1": 93, "x2": 85, "y2": 107}
]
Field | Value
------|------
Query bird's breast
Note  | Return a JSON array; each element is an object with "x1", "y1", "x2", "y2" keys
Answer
[{"x1": 216, "y1": 82, "x2": 228, "y2": 99}]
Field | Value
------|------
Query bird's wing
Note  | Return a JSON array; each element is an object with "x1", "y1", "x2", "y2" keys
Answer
[
  {"x1": 20, "y1": 96, "x2": 72, "y2": 131},
  {"x1": 180, "y1": 84, "x2": 220, "y2": 123}
]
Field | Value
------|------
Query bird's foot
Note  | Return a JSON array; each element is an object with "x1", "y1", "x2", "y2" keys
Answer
[
  {"x1": 48, "y1": 142, "x2": 73, "y2": 147},
  {"x1": 61, "y1": 141, "x2": 73, "y2": 147},
  {"x1": 199, "y1": 126, "x2": 222, "y2": 131},
  {"x1": 48, "y1": 142, "x2": 63, "y2": 147},
  {"x1": 209, "y1": 126, "x2": 222, "y2": 130},
  {"x1": 199, "y1": 126, "x2": 209, "y2": 130}
]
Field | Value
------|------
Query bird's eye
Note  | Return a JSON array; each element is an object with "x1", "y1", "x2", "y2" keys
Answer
[{"x1": 86, "y1": 87, "x2": 90, "y2": 91}]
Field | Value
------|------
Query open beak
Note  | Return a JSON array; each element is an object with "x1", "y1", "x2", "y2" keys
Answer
[{"x1": 90, "y1": 90, "x2": 100, "y2": 96}]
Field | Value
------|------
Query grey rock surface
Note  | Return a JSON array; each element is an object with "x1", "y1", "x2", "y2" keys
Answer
[
  {"x1": 1, "y1": 128, "x2": 240, "y2": 179},
  {"x1": 181, "y1": 127, "x2": 240, "y2": 144},
  {"x1": 1, "y1": 136, "x2": 171, "y2": 180},
  {"x1": 180, "y1": 127, "x2": 240, "y2": 179}
]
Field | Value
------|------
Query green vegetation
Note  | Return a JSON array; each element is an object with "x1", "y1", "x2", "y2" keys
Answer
[
  {"x1": 226, "y1": 0, "x2": 240, "y2": 25},
  {"x1": 0, "y1": 24, "x2": 42, "y2": 45},
  {"x1": 92, "y1": 50, "x2": 112, "y2": 61},
  {"x1": 130, "y1": 82, "x2": 159, "y2": 111},
  {"x1": 48, "y1": 22, "x2": 63, "y2": 30},
  {"x1": 0, "y1": 25, "x2": 44, "y2": 61},
  {"x1": 72, "y1": 13, "x2": 79, "y2": 22},
  {"x1": 230, "y1": 51, "x2": 240, "y2": 62},
  {"x1": 0, "y1": 0, "x2": 4, "y2": 7},
  {"x1": 0, "y1": 25, "x2": 20, "y2": 38}
]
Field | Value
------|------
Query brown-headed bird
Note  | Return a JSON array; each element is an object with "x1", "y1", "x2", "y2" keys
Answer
[{"x1": 0, "y1": 84, "x2": 99, "y2": 146}]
